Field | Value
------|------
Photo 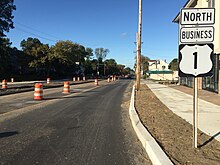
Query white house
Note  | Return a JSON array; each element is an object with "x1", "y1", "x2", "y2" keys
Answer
[{"x1": 147, "y1": 59, "x2": 178, "y2": 81}]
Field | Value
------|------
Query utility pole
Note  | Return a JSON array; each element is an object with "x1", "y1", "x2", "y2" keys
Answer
[{"x1": 136, "y1": 0, "x2": 142, "y2": 91}]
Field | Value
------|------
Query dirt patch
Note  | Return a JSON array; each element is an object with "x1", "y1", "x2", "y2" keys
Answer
[{"x1": 135, "y1": 84, "x2": 220, "y2": 165}]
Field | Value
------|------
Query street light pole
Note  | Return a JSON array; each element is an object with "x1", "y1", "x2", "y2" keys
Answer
[{"x1": 136, "y1": 0, "x2": 142, "y2": 91}]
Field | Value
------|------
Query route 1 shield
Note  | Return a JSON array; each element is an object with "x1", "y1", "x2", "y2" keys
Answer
[{"x1": 178, "y1": 44, "x2": 214, "y2": 77}]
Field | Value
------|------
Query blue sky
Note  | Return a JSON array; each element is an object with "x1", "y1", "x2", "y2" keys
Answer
[{"x1": 7, "y1": 0, "x2": 187, "y2": 68}]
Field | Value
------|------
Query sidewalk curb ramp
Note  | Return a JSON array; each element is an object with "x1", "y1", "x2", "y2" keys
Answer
[{"x1": 129, "y1": 85, "x2": 173, "y2": 165}]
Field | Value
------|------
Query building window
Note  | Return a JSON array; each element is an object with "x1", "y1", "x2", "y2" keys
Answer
[{"x1": 208, "y1": 0, "x2": 215, "y2": 7}]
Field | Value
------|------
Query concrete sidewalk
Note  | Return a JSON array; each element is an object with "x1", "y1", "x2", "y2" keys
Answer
[{"x1": 143, "y1": 80, "x2": 220, "y2": 142}]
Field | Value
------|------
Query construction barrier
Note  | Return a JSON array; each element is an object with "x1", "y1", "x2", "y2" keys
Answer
[
  {"x1": 83, "y1": 77, "x2": 86, "y2": 81},
  {"x1": 94, "y1": 79, "x2": 98, "y2": 86},
  {"x1": 77, "y1": 77, "x2": 80, "y2": 81},
  {"x1": 63, "y1": 81, "x2": 70, "y2": 93},
  {"x1": 73, "y1": 77, "x2": 76, "y2": 81},
  {"x1": 34, "y1": 83, "x2": 43, "y2": 100},
  {"x1": 47, "y1": 78, "x2": 51, "y2": 84},
  {"x1": 107, "y1": 77, "x2": 110, "y2": 83},
  {"x1": 2, "y1": 79, "x2": 7, "y2": 89}
]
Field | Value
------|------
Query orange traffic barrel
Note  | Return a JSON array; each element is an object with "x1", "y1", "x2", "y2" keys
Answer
[
  {"x1": 2, "y1": 79, "x2": 7, "y2": 89},
  {"x1": 63, "y1": 81, "x2": 70, "y2": 93},
  {"x1": 94, "y1": 79, "x2": 98, "y2": 86},
  {"x1": 47, "y1": 78, "x2": 51, "y2": 84},
  {"x1": 34, "y1": 83, "x2": 43, "y2": 100}
]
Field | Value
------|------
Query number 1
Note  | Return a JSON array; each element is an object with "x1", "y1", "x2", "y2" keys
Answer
[{"x1": 193, "y1": 52, "x2": 198, "y2": 69}]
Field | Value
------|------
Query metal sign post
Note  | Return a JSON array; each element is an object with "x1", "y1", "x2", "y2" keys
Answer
[{"x1": 193, "y1": 77, "x2": 198, "y2": 148}]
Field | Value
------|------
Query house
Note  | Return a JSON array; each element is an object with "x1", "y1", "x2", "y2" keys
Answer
[
  {"x1": 173, "y1": 0, "x2": 220, "y2": 94},
  {"x1": 147, "y1": 59, "x2": 178, "y2": 81}
]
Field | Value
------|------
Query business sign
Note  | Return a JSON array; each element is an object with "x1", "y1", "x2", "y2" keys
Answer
[
  {"x1": 181, "y1": 8, "x2": 215, "y2": 25},
  {"x1": 178, "y1": 44, "x2": 214, "y2": 77},
  {"x1": 180, "y1": 26, "x2": 214, "y2": 43}
]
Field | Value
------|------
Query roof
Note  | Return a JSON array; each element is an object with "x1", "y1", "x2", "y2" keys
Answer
[
  {"x1": 147, "y1": 70, "x2": 174, "y2": 74},
  {"x1": 173, "y1": 0, "x2": 197, "y2": 23},
  {"x1": 149, "y1": 60, "x2": 157, "y2": 62}
]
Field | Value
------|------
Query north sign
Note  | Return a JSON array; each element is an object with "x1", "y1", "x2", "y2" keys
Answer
[{"x1": 181, "y1": 8, "x2": 215, "y2": 25}]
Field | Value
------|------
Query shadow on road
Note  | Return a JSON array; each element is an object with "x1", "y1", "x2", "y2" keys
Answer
[{"x1": 0, "y1": 131, "x2": 19, "y2": 139}]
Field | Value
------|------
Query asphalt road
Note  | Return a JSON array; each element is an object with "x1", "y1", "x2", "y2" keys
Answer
[{"x1": 0, "y1": 80, "x2": 151, "y2": 165}]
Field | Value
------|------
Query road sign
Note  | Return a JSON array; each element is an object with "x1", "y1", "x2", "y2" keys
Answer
[
  {"x1": 179, "y1": 7, "x2": 215, "y2": 149},
  {"x1": 180, "y1": 26, "x2": 214, "y2": 43},
  {"x1": 181, "y1": 8, "x2": 215, "y2": 25},
  {"x1": 178, "y1": 44, "x2": 214, "y2": 77}
]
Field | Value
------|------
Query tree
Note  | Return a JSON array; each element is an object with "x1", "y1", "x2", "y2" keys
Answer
[
  {"x1": 141, "y1": 55, "x2": 150, "y2": 73},
  {"x1": 20, "y1": 37, "x2": 51, "y2": 75},
  {"x1": 49, "y1": 40, "x2": 87, "y2": 77},
  {"x1": 105, "y1": 58, "x2": 117, "y2": 75},
  {"x1": 95, "y1": 48, "x2": 110, "y2": 62},
  {"x1": 117, "y1": 64, "x2": 125, "y2": 75},
  {"x1": 168, "y1": 58, "x2": 178, "y2": 71},
  {"x1": 122, "y1": 67, "x2": 132, "y2": 75},
  {"x1": 95, "y1": 48, "x2": 110, "y2": 75},
  {"x1": 85, "y1": 48, "x2": 93, "y2": 61},
  {"x1": 0, "y1": 38, "x2": 12, "y2": 78},
  {"x1": 0, "y1": 0, "x2": 16, "y2": 79},
  {"x1": 0, "y1": 0, "x2": 16, "y2": 37},
  {"x1": 50, "y1": 41, "x2": 85, "y2": 66}
]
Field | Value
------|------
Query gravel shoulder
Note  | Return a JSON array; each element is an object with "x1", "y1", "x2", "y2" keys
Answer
[
  {"x1": 135, "y1": 84, "x2": 220, "y2": 165},
  {"x1": 121, "y1": 82, "x2": 152, "y2": 165}
]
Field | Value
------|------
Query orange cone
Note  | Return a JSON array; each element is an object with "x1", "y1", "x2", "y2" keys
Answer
[
  {"x1": 34, "y1": 83, "x2": 43, "y2": 100},
  {"x1": 47, "y1": 78, "x2": 51, "y2": 84},
  {"x1": 94, "y1": 79, "x2": 98, "y2": 86},
  {"x1": 2, "y1": 79, "x2": 7, "y2": 89},
  {"x1": 63, "y1": 81, "x2": 70, "y2": 93}
]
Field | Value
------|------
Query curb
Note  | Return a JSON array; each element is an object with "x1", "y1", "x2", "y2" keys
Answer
[{"x1": 129, "y1": 85, "x2": 173, "y2": 165}]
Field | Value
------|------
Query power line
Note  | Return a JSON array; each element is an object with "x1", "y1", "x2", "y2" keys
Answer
[
  {"x1": 15, "y1": 27, "x2": 57, "y2": 43},
  {"x1": 15, "y1": 21, "x2": 60, "y2": 40}
]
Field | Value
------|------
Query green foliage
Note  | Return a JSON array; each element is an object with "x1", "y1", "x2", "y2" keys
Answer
[
  {"x1": 105, "y1": 58, "x2": 117, "y2": 75},
  {"x1": 0, "y1": 0, "x2": 16, "y2": 37},
  {"x1": 0, "y1": 36, "x2": 129, "y2": 80},
  {"x1": 49, "y1": 40, "x2": 88, "y2": 76},
  {"x1": 141, "y1": 55, "x2": 150, "y2": 72},
  {"x1": 0, "y1": 1, "x2": 130, "y2": 80},
  {"x1": 122, "y1": 67, "x2": 132, "y2": 75},
  {"x1": 95, "y1": 48, "x2": 110, "y2": 62},
  {"x1": 168, "y1": 58, "x2": 178, "y2": 71},
  {"x1": 0, "y1": 0, "x2": 16, "y2": 79},
  {"x1": 0, "y1": 38, "x2": 11, "y2": 78},
  {"x1": 85, "y1": 47, "x2": 93, "y2": 61},
  {"x1": 20, "y1": 37, "x2": 51, "y2": 76}
]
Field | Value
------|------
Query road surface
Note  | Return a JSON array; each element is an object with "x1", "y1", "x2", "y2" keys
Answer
[{"x1": 0, "y1": 80, "x2": 151, "y2": 165}]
